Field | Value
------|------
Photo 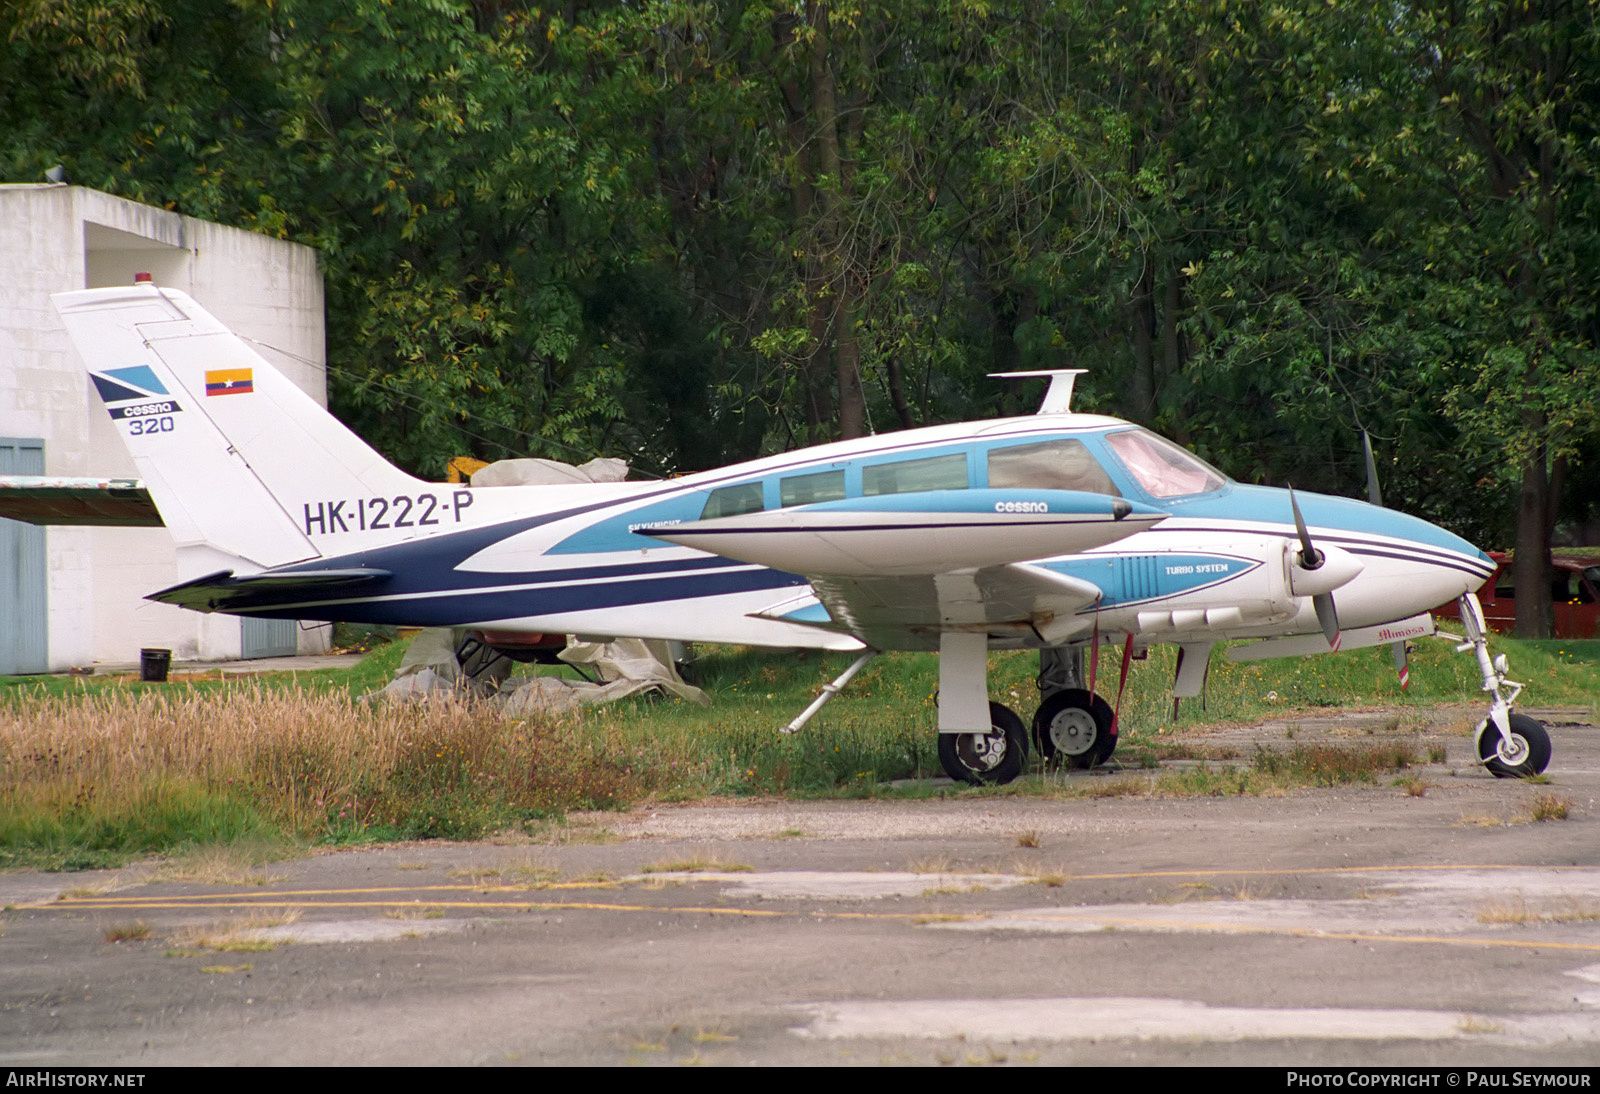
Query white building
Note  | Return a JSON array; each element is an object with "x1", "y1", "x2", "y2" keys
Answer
[{"x1": 0, "y1": 184, "x2": 330, "y2": 672}]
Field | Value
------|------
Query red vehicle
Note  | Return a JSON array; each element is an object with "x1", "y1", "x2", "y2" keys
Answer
[{"x1": 1438, "y1": 552, "x2": 1600, "y2": 638}]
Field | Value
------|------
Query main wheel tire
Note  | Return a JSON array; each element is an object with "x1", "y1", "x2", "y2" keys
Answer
[
  {"x1": 1477, "y1": 713, "x2": 1552, "y2": 778},
  {"x1": 938, "y1": 701, "x2": 1029, "y2": 786},
  {"x1": 1033, "y1": 689, "x2": 1116, "y2": 769}
]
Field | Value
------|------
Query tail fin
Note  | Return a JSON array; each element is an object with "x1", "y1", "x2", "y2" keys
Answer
[{"x1": 53, "y1": 284, "x2": 426, "y2": 571}]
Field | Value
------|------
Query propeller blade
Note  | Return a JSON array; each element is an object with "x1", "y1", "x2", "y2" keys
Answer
[
  {"x1": 1392, "y1": 640, "x2": 1410, "y2": 690},
  {"x1": 1290, "y1": 487, "x2": 1339, "y2": 646},
  {"x1": 1288, "y1": 486, "x2": 1322, "y2": 570},
  {"x1": 1362, "y1": 430, "x2": 1383, "y2": 507},
  {"x1": 1314, "y1": 591, "x2": 1341, "y2": 649}
]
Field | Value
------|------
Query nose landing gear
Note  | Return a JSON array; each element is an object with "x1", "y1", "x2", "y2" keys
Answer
[{"x1": 1448, "y1": 592, "x2": 1551, "y2": 778}]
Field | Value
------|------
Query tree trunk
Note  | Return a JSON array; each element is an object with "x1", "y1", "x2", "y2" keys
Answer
[
  {"x1": 1129, "y1": 255, "x2": 1157, "y2": 422},
  {"x1": 1513, "y1": 434, "x2": 1552, "y2": 638}
]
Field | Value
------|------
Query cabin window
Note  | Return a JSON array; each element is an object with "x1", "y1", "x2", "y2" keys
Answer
[
  {"x1": 1104, "y1": 429, "x2": 1225, "y2": 498},
  {"x1": 862, "y1": 453, "x2": 968, "y2": 496},
  {"x1": 987, "y1": 440, "x2": 1120, "y2": 496},
  {"x1": 780, "y1": 469, "x2": 846, "y2": 507},
  {"x1": 700, "y1": 482, "x2": 764, "y2": 520}
]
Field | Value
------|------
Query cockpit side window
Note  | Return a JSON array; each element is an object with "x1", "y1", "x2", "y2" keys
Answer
[
  {"x1": 862, "y1": 453, "x2": 968, "y2": 496},
  {"x1": 780, "y1": 469, "x2": 846, "y2": 507},
  {"x1": 700, "y1": 481, "x2": 764, "y2": 519},
  {"x1": 1104, "y1": 429, "x2": 1226, "y2": 498},
  {"x1": 987, "y1": 440, "x2": 1120, "y2": 496}
]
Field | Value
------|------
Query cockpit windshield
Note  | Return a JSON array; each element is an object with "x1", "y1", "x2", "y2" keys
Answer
[{"x1": 1104, "y1": 429, "x2": 1227, "y2": 499}]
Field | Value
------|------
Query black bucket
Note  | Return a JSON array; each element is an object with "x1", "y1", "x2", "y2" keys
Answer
[{"x1": 139, "y1": 648, "x2": 172, "y2": 682}]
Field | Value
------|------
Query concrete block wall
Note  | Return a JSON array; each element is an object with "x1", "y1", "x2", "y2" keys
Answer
[{"x1": 0, "y1": 185, "x2": 330, "y2": 668}]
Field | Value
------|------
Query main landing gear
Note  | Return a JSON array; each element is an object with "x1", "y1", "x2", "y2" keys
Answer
[
  {"x1": 932, "y1": 640, "x2": 1116, "y2": 785},
  {"x1": 1033, "y1": 688, "x2": 1116, "y2": 769},
  {"x1": 1448, "y1": 592, "x2": 1552, "y2": 778},
  {"x1": 937, "y1": 701, "x2": 1029, "y2": 785}
]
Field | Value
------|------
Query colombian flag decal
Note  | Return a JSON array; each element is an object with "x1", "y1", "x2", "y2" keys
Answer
[{"x1": 205, "y1": 368, "x2": 254, "y2": 396}]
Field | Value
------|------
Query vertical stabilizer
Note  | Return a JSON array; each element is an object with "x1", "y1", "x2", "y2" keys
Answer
[{"x1": 53, "y1": 284, "x2": 426, "y2": 569}]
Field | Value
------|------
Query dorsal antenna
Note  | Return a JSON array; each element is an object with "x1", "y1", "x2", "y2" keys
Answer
[{"x1": 990, "y1": 369, "x2": 1088, "y2": 415}]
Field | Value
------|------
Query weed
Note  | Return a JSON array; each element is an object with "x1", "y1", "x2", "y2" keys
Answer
[
  {"x1": 1525, "y1": 792, "x2": 1571, "y2": 822},
  {"x1": 199, "y1": 964, "x2": 252, "y2": 974},
  {"x1": 1395, "y1": 776, "x2": 1428, "y2": 797},
  {"x1": 386, "y1": 905, "x2": 446, "y2": 920},
  {"x1": 148, "y1": 840, "x2": 293, "y2": 886},
  {"x1": 1014, "y1": 830, "x2": 1040, "y2": 849},
  {"x1": 1085, "y1": 774, "x2": 1151, "y2": 798},
  {"x1": 1011, "y1": 861, "x2": 1067, "y2": 887},
  {"x1": 640, "y1": 856, "x2": 753, "y2": 874},
  {"x1": 104, "y1": 921, "x2": 151, "y2": 942},
  {"x1": 691, "y1": 1028, "x2": 739, "y2": 1044},
  {"x1": 1428, "y1": 745, "x2": 1448, "y2": 763},
  {"x1": 171, "y1": 909, "x2": 300, "y2": 952}
]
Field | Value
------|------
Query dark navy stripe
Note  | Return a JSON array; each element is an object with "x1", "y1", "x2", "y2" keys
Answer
[
  {"x1": 1146, "y1": 525, "x2": 1494, "y2": 579},
  {"x1": 237, "y1": 565, "x2": 808, "y2": 626}
]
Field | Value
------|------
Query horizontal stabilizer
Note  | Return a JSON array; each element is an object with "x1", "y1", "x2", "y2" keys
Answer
[
  {"x1": 0, "y1": 476, "x2": 161, "y2": 527},
  {"x1": 148, "y1": 567, "x2": 392, "y2": 613},
  {"x1": 1225, "y1": 614, "x2": 1435, "y2": 662}
]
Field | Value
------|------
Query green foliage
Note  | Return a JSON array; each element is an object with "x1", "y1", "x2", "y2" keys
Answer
[
  {"x1": 0, "y1": 781, "x2": 274, "y2": 871},
  {"x1": 3, "y1": 0, "x2": 1596, "y2": 542}
]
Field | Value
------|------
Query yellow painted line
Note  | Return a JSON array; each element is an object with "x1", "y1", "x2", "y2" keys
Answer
[
  {"x1": 38, "y1": 862, "x2": 1598, "y2": 912},
  {"x1": 31, "y1": 897, "x2": 947, "y2": 921},
  {"x1": 30, "y1": 893, "x2": 1600, "y2": 952},
  {"x1": 48, "y1": 881, "x2": 619, "y2": 905},
  {"x1": 1057, "y1": 863, "x2": 1600, "y2": 883},
  {"x1": 971, "y1": 912, "x2": 1600, "y2": 953}
]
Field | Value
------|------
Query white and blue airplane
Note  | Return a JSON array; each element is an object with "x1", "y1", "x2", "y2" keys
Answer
[{"x1": 51, "y1": 282, "x2": 1550, "y2": 783}]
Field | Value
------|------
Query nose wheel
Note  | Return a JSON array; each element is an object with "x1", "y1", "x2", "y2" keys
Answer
[
  {"x1": 938, "y1": 702, "x2": 1028, "y2": 785},
  {"x1": 1033, "y1": 688, "x2": 1117, "y2": 768},
  {"x1": 1477, "y1": 712, "x2": 1552, "y2": 778}
]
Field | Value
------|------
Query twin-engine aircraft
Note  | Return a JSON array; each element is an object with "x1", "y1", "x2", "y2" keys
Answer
[{"x1": 53, "y1": 283, "x2": 1551, "y2": 783}]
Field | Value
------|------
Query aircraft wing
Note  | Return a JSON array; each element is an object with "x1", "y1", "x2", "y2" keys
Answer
[
  {"x1": 147, "y1": 568, "x2": 392, "y2": 613},
  {"x1": 0, "y1": 475, "x2": 163, "y2": 527},
  {"x1": 641, "y1": 488, "x2": 1152, "y2": 650},
  {"x1": 640, "y1": 488, "x2": 1166, "y2": 576},
  {"x1": 808, "y1": 564, "x2": 1104, "y2": 651}
]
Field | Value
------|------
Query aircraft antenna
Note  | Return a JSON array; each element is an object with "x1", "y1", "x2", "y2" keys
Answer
[{"x1": 990, "y1": 369, "x2": 1088, "y2": 415}]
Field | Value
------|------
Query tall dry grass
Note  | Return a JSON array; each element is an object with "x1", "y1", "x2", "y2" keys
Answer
[{"x1": 0, "y1": 685, "x2": 659, "y2": 865}]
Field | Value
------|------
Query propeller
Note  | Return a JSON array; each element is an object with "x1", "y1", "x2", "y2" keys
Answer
[
  {"x1": 1362, "y1": 430, "x2": 1383, "y2": 507},
  {"x1": 1288, "y1": 486, "x2": 1341, "y2": 649},
  {"x1": 1362, "y1": 428, "x2": 1409, "y2": 688}
]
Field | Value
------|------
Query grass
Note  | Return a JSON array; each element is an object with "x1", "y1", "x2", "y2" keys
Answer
[
  {"x1": 639, "y1": 856, "x2": 753, "y2": 874},
  {"x1": 1525, "y1": 792, "x2": 1572, "y2": 822},
  {"x1": 2, "y1": 633, "x2": 1595, "y2": 868}
]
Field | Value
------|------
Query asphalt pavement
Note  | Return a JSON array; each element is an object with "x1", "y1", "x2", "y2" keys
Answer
[{"x1": 2, "y1": 706, "x2": 1597, "y2": 1066}]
